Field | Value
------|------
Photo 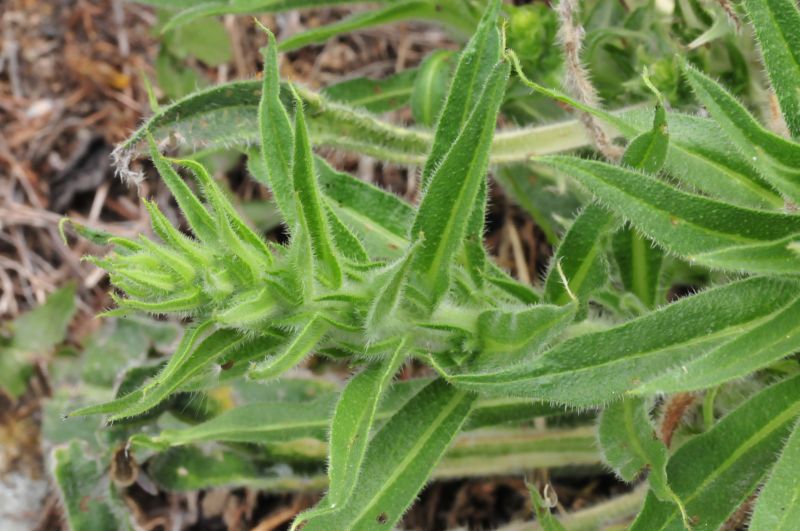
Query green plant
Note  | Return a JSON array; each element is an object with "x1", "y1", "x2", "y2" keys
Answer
[{"x1": 55, "y1": 0, "x2": 800, "y2": 529}]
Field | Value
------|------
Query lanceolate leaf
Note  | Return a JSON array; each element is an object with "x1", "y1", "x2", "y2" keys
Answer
[
  {"x1": 321, "y1": 69, "x2": 417, "y2": 113},
  {"x1": 438, "y1": 277, "x2": 800, "y2": 406},
  {"x1": 538, "y1": 156, "x2": 800, "y2": 274},
  {"x1": 634, "y1": 290, "x2": 800, "y2": 394},
  {"x1": 749, "y1": 419, "x2": 800, "y2": 531},
  {"x1": 297, "y1": 379, "x2": 475, "y2": 530},
  {"x1": 132, "y1": 380, "x2": 564, "y2": 450},
  {"x1": 543, "y1": 204, "x2": 617, "y2": 306},
  {"x1": 71, "y1": 331, "x2": 277, "y2": 421},
  {"x1": 682, "y1": 62, "x2": 800, "y2": 203},
  {"x1": 148, "y1": 138, "x2": 217, "y2": 243},
  {"x1": 621, "y1": 95, "x2": 668, "y2": 173},
  {"x1": 410, "y1": 61, "x2": 510, "y2": 308},
  {"x1": 257, "y1": 29, "x2": 296, "y2": 225},
  {"x1": 411, "y1": 50, "x2": 454, "y2": 127},
  {"x1": 159, "y1": 0, "x2": 364, "y2": 33},
  {"x1": 291, "y1": 90, "x2": 342, "y2": 288},
  {"x1": 278, "y1": 1, "x2": 439, "y2": 52},
  {"x1": 630, "y1": 374, "x2": 800, "y2": 531},
  {"x1": 316, "y1": 340, "x2": 407, "y2": 512},
  {"x1": 116, "y1": 76, "x2": 600, "y2": 171},
  {"x1": 599, "y1": 398, "x2": 687, "y2": 524},
  {"x1": 420, "y1": 0, "x2": 500, "y2": 189},
  {"x1": 611, "y1": 103, "x2": 668, "y2": 309},
  {"x1": 172, "y1": 157, "x2": 273, "y2": 263},
  {"x1": 741, "y1": 0, "x2": 800, "y2": 138},
  {"x1": 366, "y1": 246, "x2": 419, "y2": 331},
  {"x1": 249, "y1": 316, "x2": 329, "y2": 380},
  {"x1": 509, "y1": 58, "x2": 783, "y2": 209}
]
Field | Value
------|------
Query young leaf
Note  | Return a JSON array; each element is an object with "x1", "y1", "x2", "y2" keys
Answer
[
  {"x1": 147, "y1": 137, "x2": 217, "y2": 243},
  {"x1": 543, "y1": 204, "x2": 617, "y2": 306},
  {"x1": 297, "y1": 379, "x2": 475, "y2": 530},
  {"x1": 171, "y1": 157, "x2": 272, "y2": 263},
  {"x1": 291, "y1": 89, "x2": 343, "y2": 288},
  {"x1": 749, "y1": 419, "x2": 800, "y2": 531},
  {"x1": 438, "y1": 276, "x2": 800, "y2": 406},
  {"x1": 248, "y1": 316, "x2": 329, "y2": 380},
  {"x1": 313, "y1": 339, "x2": 407, "y2": 515},
  {"x1": 410, "y1": 61, "x2": 510, "y2": 308},
  {"x1": 411, "y1": 50, "x2": 454, "y2": 127},
  {"x1": 324, "y1": 203, "x2": 370, "y2": 263},
  {"x1": 366, "y1": 244, "x2": 419, "y2": 331},
  {"x1": 621, "y1": 89, "x2": 668, "y2": 173},
  {"x1": 598, "y1": 397, "x2": 687, "y2": 525},
  {"x1": 741, "y1": 0, "x2": 800, "y2": 138},
  {"x1": 630, "y1": 374, "x2": 800, "y2": 531},
  {"x1": 468, "y1": 303, "x2": 577, "y2": 372},
  {"x1": 682, "y1": 62, "x2": 800, "y2": 203},
  {"x1": 257, "y1": 29, "x2": 296, "y2": 226},
  {"x1": 537, "y1": 156, "x2": 800, "y2": 274}
]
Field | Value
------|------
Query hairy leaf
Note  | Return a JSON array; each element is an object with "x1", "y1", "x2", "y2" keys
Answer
[
  {"x1": 278, "y1": 1, "x2": 439, "y2": 52},
  {"x1": 682, "y1": 62, "x2": 800, "y2": 203},
  {"x1": 410, "y1": 61, "x2": 509, "y2": 307},
  {"x1": 71, "y1": 330, "x2": 277, "y2": 420},
  {"x1": 291, "y1": 90, "x2": 342, "y2": 287},
  {"x1": 634, "y1": 291, "x2": 800, "y2": 394},
  {"x1": 322, "y1": 69, "x2": 416, "y2": 113},
  {"x1": 538, "y1": 156, "x2": 800, "y2": 274},
  {"x1": 419, "y1": 0, "x2": 501, "y2": 189},
  {"x1": 741, "y1": 0, "x2": 800, "y2": 138},
  {"x1": 599, "y1": 398, "x2": 686, "y2": 523},
  {"x1": 249, "y1": 316, "x2": 329, "y2": 380},
  {"x1": 257, "y1": 29, "x2": 296, "y2": 225},
  {"x1": 543, "y1": 204, "x2": 617, "y2": 305},
  {"x1": 439, "y1": 277, "x2": 800, "y2": 406},
  {"x1": 631, "y1": 374, "x2": 800, "y2": 530},
  {"x1": 411, "y1": 50, "x2": 454, "y2": 127},
  {"x1": 313, "y1": 340, "x2": 406, "y2": 514},
  {"x1": 749, "y1": 419, "x2": 800, "y2": 531},
  {"x1": 468, "y1": 303, "x2": 576, "y2": 372},
  {"x1": 298, "y1": 379, "x2": 475, "y2": 530}
]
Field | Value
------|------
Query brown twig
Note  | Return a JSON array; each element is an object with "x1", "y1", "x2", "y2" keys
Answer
[
  {"x1": 556, "y1": 0, "x2": 622, "y2": 160},
  {"x1": 660, "y1": 393, "x2": 696, "y2": 448}
]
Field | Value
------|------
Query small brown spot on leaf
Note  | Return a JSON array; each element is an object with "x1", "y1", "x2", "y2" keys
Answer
[
  {"x1": 377, "y1": 512, "x2": 389, "y2": 524},
  {"x1": 221, "y1": 360, "x2": 235, "y2": 370}
]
